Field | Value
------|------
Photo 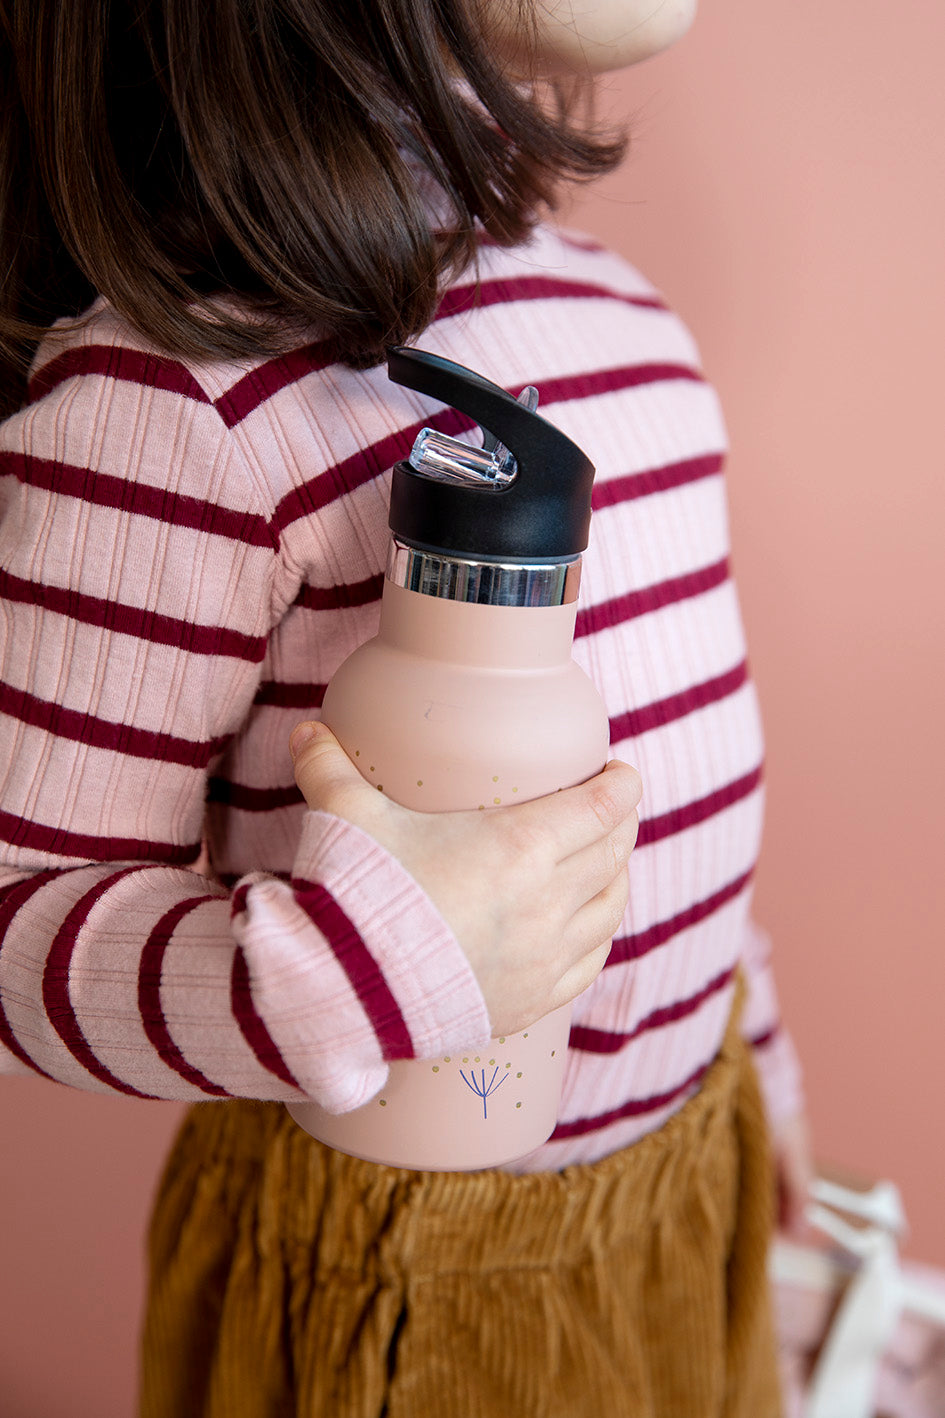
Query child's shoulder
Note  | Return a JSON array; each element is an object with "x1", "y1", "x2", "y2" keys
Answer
[
  {"x1": 7, "y1": 299, "x2": 296, "y2": 523},
  {"x1": 26, "y1": 296, "x2": 285, "y2": 410},
  {"x1": 477, "y1": 223, "x2": 666, "y2": 305},
  {"x1": 467, "y1": 223, "x2": 705, "y2": 370}
]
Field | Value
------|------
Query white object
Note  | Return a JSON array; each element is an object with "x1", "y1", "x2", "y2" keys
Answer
[{"x1": 770, "y1": 1178, "x2": 945, "y2": 1417}]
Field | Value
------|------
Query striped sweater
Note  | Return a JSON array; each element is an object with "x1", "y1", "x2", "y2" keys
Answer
[{"x1": 0, "y1": 226, "x2": 801, "y2": 1170}]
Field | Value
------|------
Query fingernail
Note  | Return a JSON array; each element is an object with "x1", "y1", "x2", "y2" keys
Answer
[{"x1": 289, "y1": 722, "x2": 319, "y2": 760}]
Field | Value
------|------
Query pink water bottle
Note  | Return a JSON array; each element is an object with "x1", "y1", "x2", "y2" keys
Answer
[{"x1": 287, "y1": 348, "x2": 609, "y2": 1169}]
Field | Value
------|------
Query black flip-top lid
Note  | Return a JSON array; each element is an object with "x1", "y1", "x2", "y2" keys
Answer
[{"x1": 387, "y1": 347, "x2": 595, "y2": 561}]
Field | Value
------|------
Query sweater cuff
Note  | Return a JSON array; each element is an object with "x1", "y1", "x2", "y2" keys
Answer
[{"x1": 234, "y1": 810, "x2": 491, "y2": 1113}]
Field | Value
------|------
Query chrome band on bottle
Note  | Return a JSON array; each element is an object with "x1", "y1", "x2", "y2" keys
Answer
[{"x1": 387, "y1": 539, "x2": 582, "y2": 607}]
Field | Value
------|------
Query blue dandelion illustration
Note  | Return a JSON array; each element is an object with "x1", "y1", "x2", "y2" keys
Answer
[{"x1": 459, "y1": 1065, "x2": 508, "y2": 1120}]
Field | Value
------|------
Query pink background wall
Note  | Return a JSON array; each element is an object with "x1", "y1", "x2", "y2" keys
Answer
[{"x1": 1, "y1": 2, "x2": 943, "y2": 1412}]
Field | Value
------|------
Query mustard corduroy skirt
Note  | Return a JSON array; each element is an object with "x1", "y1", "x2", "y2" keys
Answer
[{"x1": 140, "y1": 999, "x2": 781, "y2": 1417}]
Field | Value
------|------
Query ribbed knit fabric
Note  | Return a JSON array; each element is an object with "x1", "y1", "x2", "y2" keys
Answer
[
  {"x1": 140, "y1": 985, "x2": 780, "y2": 1417},
  {"x1": 0, "y1": 225, "x2": 802, "y2": 1166}
]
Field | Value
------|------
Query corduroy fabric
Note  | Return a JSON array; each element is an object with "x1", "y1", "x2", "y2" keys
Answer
[{"x1": 140, "y1": 992, "x2": 781, "y2": 1418}]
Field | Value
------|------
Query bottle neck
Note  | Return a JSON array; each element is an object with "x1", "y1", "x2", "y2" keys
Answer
[
  {"x1": 378, "y1": 579, "x2": 579, "y2": 669},
  {"x1": 386, "y1": 538, "x2": 582, "y2": 609}
]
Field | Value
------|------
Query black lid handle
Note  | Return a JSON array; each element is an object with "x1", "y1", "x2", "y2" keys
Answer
[{"x1": 386, "y1": 347, "x2": 595, "y2": 560}]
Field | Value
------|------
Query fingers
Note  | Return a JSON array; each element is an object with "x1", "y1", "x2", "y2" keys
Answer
[
  {"x1": 545, "y1": 870, "x2": 629, "y2": 1011},
  {"x1": 551, "y1": 939, "x2": 614, "y2": 1013},
  {"x1": 557, "y1": 806, "x2": 639, "y2": 906},
  {"x1": 290, "y1": 720, "x2": 380, "y2": 821},
  {"x1": 513, "y1": 759, "x2": 643, "y2": 864},
  {"x1": 287, "y1": 721, "x2": 642, "y2": 1034}
]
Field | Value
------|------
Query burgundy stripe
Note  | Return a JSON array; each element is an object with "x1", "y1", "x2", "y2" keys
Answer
[
  {"x1": 207, "y1": 778, "x2": 303, "y2": 812},
  {"x1": 0, "y1": 870, "x2": 64, "y2": 1079},
  {"x1": 270, "y1": 362, "x2": 702, "y2": 536},
  {"x1": 0, "y1": 807, "x2": 201, "y2": 864},
  {"x1": 533, "y1": 363, "x2": 704, "y2": 410},
  {"x1": 0, "y1": 680, "x2": 231, "y2": 768},
  {"x1": 220, "y1": 361, "x2": 699, "y2": 491},
  {"x1": 749, "y1": 1023, "x2": 780, "y2": 1050},
  {"x1": 575, "y1": 558, "x2": 730, "y2": 640},
  {"x1": 230, "y1": 946, "x2": 300, "y2": 1089},
  {"x1": 569, "y1": 966, "x2": 735, "y2": 1055},
  {"x1": 607, "y1": 868, "x2": 755, "y2": 968},
  {"x1": 28, "y1": 345, "x2": 212, "y2": 407},
  {"x1": 291, "y1": 879, "x2": 414, "y2": 1061},
  {"x1": 272, "y1": 406, "x2": 468, "y2": 532},
  {"x1": 42, "y1": 865, "x2": 159, "y2": 1096},
  {"x1": 214, "y1": 341, "x2": 338, "y2": 427},
  {"x1": 550, "y1": 1055, "x2": 713, "y2": 1140},
  {"x1": 559, "y1": 232, "x2": 607, "y2": 255},
  {"x1": 637, "y1": 767, "x2": 763, "y2": 849},
  {"x1": 211, "y1": 277, "x2": 671, "y2": 428},
  {"x1": 295, "y1": 573, "x2": 383, "y2": 612},
  {"x1": 0, "y1": 567, "x2": 267, "y2": 661},
  {"x1": 138, "y1": 896, "x2": 232, "y2": 1096},
  {"x1": 231, "y1": 883, "x2": 250, "y2": 918},
  {"x1": 609, "y1": 662, "x2": 748, "y2": 744},
  {"x1": 592, "y1": 452, "x2": 724, "y2": 511},
  {"x1": 435, "y1": 274, "x2": 668, "y2": 323},
  {"x1": 253, "y1": 680, "x2": 326, "y2": 710},
  {"x1": 0, "y1": 451, "x2": 276, "y2": 549},
  {"x1": 29, "y1": 321, "x2": 692, "y2": 451}
]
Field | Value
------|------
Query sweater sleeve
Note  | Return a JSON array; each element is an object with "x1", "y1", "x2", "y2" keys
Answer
[
  {"x1": 0, "y1": 333, "x2": 490, "y2": 1110},
  {"x1": 739, "y1": 917, "x2": 804, "y2": 1127}
]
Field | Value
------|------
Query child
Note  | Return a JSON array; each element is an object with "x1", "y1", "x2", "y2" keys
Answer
[{"x1": 0, "y1": 0, "x2": 809, "y2": 1413}]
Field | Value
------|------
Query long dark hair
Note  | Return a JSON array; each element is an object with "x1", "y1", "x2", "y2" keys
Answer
[{"x1": 0, "y1": 0, "x2": 625, "y2": 414}]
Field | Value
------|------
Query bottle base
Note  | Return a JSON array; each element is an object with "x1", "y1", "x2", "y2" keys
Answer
[{"x1": 285, "y1": 1004, "x2": 571, "y2": 1172}]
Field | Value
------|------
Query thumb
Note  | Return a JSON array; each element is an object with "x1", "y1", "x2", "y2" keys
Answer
[{"x1": 290, "y1": 720, "x2": 375, "y2": 817}]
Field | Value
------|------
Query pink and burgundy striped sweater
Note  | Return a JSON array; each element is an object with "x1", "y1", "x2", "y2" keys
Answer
[{"x1": 0, "y1": 226, "x2": 801, "y2": 1170}]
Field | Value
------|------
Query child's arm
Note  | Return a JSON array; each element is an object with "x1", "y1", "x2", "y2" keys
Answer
[
  {"x1": 739, "y1": 918, "x2": 805, "y2": 1128},
  {"x1": 0, "y1": 333, "x2": 638, "y2": 1108},
  {"x1": 739, "y1": 918, "x2": 812, "y2": 1230},
  {"x1": 0, "y1": 345, "x2": 488, "y2": 1108}
]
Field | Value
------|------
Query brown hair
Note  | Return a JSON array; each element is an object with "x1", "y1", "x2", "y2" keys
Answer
[{"x1": 0, "y1": 0, "x2": 625, "y2": 414}]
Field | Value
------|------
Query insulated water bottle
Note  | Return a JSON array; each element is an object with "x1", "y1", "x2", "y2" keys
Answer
[{"x1": 287, "y1": 347, "x2": 609, "y2": 1169}]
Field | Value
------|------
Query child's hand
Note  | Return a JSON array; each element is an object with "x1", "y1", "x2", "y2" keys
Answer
[
  {"x1": 773, "y1": 1109, "x2": 815, "y2": 1237},
  {"x1": 290, "y1": 721, "x2": 643, "y2": 1039}
]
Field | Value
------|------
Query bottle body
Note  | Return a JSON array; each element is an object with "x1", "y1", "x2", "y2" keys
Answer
[{"x1": 286, "y1": 578, "x2": 610, "y2": 1169}]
